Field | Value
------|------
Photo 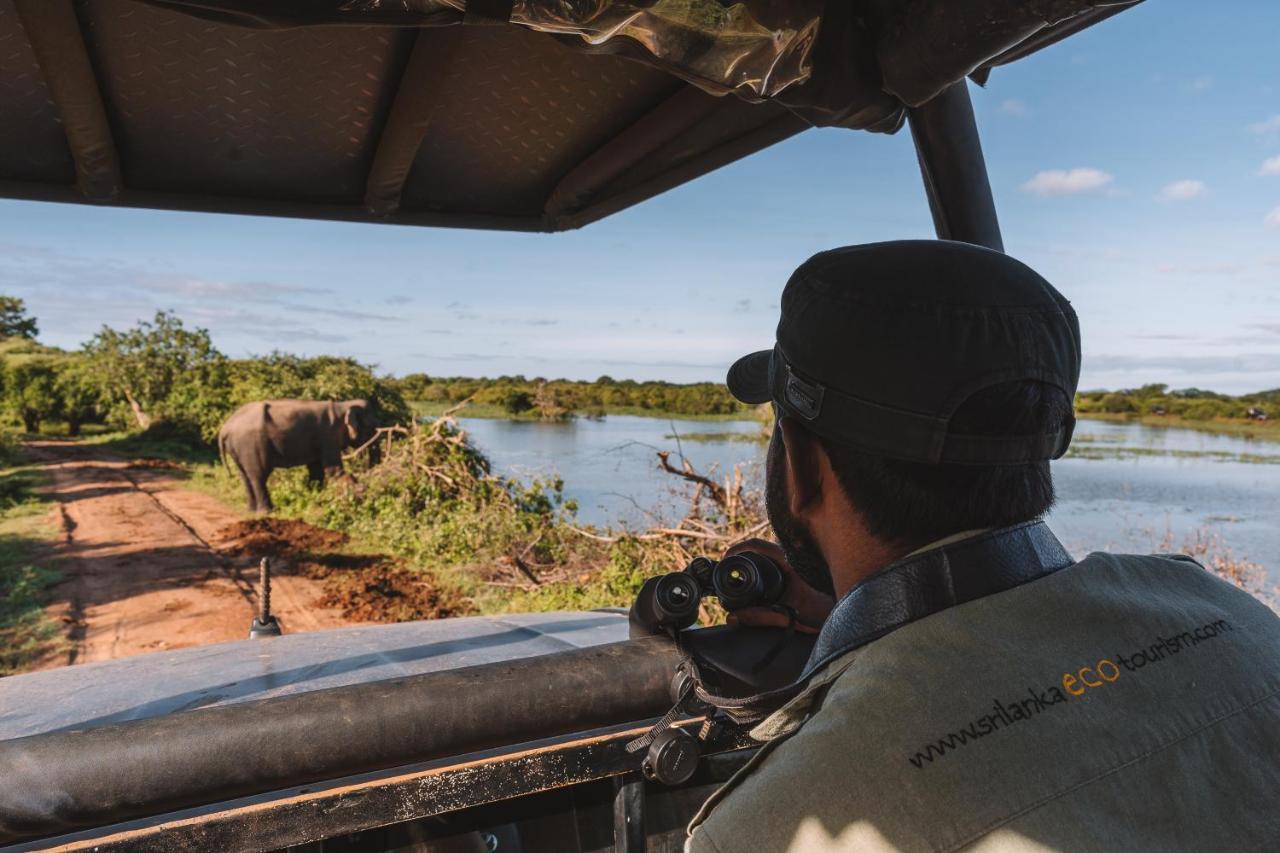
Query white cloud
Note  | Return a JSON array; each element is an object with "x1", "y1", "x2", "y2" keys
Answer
[
  {"x1": 1001, "y1": 98, "x2": 1028, "y2": 116},
  {"x1": 1249, "y1": 115, "x2": 1280, "y2": 135},
  {"x1": 1157, "y1": 179, "x2": 1206, "y2": 201},
  {"x1": 1259, "y1": 156, "x2": 1280, "y2": 176},
  {"x1": 1021, "y1": 168, "x2": 1115, "y2": 197},
  {"x1": 1266, "y1": 206, "x2": 1280, "y2": 228},
  {"x1": 1185, "y1": 76, "x2": 1214, "y2": 94}
]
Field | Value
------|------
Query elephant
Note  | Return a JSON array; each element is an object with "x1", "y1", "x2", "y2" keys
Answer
[{"x1": 217, "y1": 399, "x2": 378, "y2": 514}]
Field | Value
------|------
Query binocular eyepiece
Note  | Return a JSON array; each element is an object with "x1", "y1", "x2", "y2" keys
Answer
[{"x1": 630, "y1": 552, "x2": 786, "y2": 634}]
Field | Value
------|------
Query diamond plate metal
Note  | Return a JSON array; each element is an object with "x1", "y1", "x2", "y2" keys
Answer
[
  {"x1": 76, "y1": 0, "x2": 413, "y2": 202},
  {"x1": 402, "y1": 25, "x2": 679, "y2": 216},
  {"x1": 0, "y1": 0, "x2": 76, "y2": 183}
]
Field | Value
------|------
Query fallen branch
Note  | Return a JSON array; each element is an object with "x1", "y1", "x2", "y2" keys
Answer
[
  {"x1": 345, "y1": 424, "x2": 409, "y2": 460},
  {"x1": 648, "y1": 527, "x2": 734, "y2": 541},
  {"x1": 657, "y1": 451, "x2": 727, "y2": 507},
  {"x1": 510, "y1": 534, "x2": 546, "y2": 586},
  {"x1": 511, "y1": 553, "x2": 541, "y2": 585}
]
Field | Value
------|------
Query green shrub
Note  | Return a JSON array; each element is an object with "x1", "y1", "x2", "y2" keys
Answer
[
  {"x1": 1183, "y1": 400, "x2": 1224, "y2": 421},
  {"x1": 1098, "y1": 393, "x2": 1137, "y2": 414}
]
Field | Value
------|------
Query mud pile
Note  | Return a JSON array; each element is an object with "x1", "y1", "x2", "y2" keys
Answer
[
  {"x1": 214, "y1": 517, "x2": 349, "y2": 557},
  {"x1": 317, "y1": 563, "x2": 462, "y2": 623},
  {"x1": 213, "y1": 517, "x2": 464, "y2": 622}
]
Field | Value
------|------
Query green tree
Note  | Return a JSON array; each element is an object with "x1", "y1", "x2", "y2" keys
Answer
[
  {"x1": 84, "y1": 311, "x2": 229, "y2": 437},
  {"x1": 53, "y1": 357, "x2": 103, "y2": 437},
  {"x1": 228, "y1": 353, "x2": 410, "y2": 426},
  {"x1": 0, "y1": 297, "x2": 38, "y2": 340},
  {"x1": 500, "y1": 389, "x2": 534, "y2": 415},
  {"x1": 4, "y1": 359, "x2": 58, "y2": 433},
  {"x1": 392, "y1": 372, "x2": 434, "y2": 400}
]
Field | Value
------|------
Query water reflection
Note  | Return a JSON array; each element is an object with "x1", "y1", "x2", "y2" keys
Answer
[{"x1": 459, "y1": 416, "x2": 1278, "y2": 581}]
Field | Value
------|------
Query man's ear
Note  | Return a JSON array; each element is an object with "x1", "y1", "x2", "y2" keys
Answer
[{"x1": 777, "y1": 417, "x2": 826, "y2": 518}]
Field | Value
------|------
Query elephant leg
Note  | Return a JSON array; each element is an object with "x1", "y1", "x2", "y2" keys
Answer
[
  {"x1": 232, "y1": 456, "x2": 259, "y2": 513},
  {"x1": 306, "y1": 461, "x2": 325, "y2": 488},
  {"x1": 255, "y1": 466, "x2": 274, "y2": 514}
]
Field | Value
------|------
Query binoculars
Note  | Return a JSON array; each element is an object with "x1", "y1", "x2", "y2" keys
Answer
[{"x1": 630, "y1": 552, "x2": 786, "y2": 633}]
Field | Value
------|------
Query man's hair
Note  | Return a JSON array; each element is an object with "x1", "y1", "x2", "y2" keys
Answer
[{"x1": 818, "y1": 380, "x2": 1072, "y2": 549}]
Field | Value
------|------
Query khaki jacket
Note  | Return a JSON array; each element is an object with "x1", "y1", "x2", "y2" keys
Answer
[{"x1": 686, "y1": 552, "x2": 1280, "y2": 852}]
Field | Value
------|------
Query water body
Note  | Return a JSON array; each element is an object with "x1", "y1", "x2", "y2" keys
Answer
[{"x1": 459, "y1": 416, "x2": 1279, "y2": 581}]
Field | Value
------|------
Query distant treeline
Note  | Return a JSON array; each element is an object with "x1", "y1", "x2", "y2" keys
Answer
[
  {"x1": 1075, "y1": 385, "x2": 1277, "y2": 421},
  {"x1": 389, "y1": 374, "x2": 749, "y2": 418},
  {"x1": 2, "y1": 296, "x2": 1274, "y2": 439},
  {"x1": 394, "y1": 376, "x2": 1280, "y2": 423}
]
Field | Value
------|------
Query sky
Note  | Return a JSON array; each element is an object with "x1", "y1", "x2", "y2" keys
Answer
[{"x1": 1, "y1": 0, "x2": 1278, "y2": 393}]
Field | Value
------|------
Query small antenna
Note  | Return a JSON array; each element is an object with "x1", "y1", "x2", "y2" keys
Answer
[{"x1": 249, "y1": 556, "x2": 283, "y2": 638}]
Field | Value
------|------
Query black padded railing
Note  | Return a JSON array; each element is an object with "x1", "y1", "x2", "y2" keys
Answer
[{"x1": 0, "y1": 637, "x2": 681, "y2": 843}]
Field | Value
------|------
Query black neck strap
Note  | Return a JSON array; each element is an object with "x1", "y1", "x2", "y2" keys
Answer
[
  {"x1": 675, "y1": 521, "x2": 1075, "y2": 727},
  {"x1": 802, "y1": 519, "x2": 1074, "y2": 680}
]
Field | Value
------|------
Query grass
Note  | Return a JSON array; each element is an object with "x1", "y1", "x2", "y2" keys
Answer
[
  {"x1": 1077, "y1": 412, "x2": 1280, "y2": 442},
  {"x1": 0, "y1": 443, "x2": 66, "y2": 676}
]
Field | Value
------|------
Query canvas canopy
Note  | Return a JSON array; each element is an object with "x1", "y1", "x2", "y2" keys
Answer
[{"x1": 1, "y1": 0, "x2": 1141, "y2": 231}]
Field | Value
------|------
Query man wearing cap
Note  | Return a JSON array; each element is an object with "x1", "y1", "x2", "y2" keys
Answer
[{"x1": 685, "y1": 241, "x2": 1280, "y2": 852}]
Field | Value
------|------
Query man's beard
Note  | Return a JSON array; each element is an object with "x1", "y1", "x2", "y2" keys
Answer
[{"x1": 765, "y1": 432, "x2": 835, "y2": 597}]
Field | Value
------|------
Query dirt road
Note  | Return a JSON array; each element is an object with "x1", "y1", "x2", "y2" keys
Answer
[{"x1": 28, "y1": 440, "x2": 354, "y2": 668}]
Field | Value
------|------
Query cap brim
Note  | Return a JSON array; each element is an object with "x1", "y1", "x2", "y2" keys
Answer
[{"x1": 726, "y1": 349, "x2": 773, "y2": 404}]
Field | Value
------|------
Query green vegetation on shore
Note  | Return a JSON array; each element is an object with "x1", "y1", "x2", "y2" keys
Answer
[
  {"x1": 395, "y1": 374, "x2": 749, "y2": 420},
  {"x1": 1077, "y1": 411, "x2": 1280, "y2": 442},
  {"x1": 1075, "y1": 385, "x2": 1278, "y2": 441}
]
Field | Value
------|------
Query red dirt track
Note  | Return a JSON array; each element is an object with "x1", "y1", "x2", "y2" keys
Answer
[{"x1": 27, "y1": 440, "x2": 354, "y2": 668}]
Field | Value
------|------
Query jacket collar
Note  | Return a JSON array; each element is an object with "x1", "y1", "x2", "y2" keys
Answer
[
  {"x1": 747, "y1": 520, "x2": 1074, "y2": 741},
  {"x1": 803, "y1": 519, "x2": 1074, "y2": 681}
]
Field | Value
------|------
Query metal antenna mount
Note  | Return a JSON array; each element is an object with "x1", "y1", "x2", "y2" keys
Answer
[{"x1": 249, "y1": 556, "x2": 283, "y2": 638}]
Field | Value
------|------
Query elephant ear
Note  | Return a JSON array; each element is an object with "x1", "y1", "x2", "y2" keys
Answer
[{"x1": 343, "y1": 405, "x2": 365, "y2": 443}]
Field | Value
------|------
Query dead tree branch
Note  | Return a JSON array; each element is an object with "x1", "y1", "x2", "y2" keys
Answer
[{"x1": 657, "y1": 451, "x2": 727, "y2": 507}]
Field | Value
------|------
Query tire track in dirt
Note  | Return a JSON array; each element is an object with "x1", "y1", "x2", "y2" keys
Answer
[{"x1": 27, "y1": 440, "x2": 355, "y2": 668}]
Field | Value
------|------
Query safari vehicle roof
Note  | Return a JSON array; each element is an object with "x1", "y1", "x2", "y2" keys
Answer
[{"x1": 1, "y1": 0, "x2": 1141, "y2": 233}]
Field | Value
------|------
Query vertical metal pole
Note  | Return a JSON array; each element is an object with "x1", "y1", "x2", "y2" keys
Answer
[
  {"x1": 249, "y1": 557, "x2": 282, "y2": 638},
  {"x1": 907, "y1": 80, "x2": 1004, "y2": 252},
  {"x1": 612, "y1": 773, "x2": 645, "y2": 853}
]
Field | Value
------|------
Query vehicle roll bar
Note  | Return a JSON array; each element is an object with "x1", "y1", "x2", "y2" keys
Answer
[
  {"x1": 0, "y1": 637, "x2": 682, "y2": 843},
  {"x1": 908, "y1": 81, "x2": 1004, "y2": 252}
]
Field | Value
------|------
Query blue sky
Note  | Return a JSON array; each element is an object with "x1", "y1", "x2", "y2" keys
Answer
[{"x1": 2, "y1": 0, "x2": 1278, "y2": 393}]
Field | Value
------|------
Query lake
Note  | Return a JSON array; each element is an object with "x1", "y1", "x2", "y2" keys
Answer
[{"x1": 458, "y1": 416, "x2": 1279, "y2": 582}]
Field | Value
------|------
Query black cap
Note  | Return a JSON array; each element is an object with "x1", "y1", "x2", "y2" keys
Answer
[{"x1": 727, "y1": 241, "x2": 1080, "y2": 465}]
